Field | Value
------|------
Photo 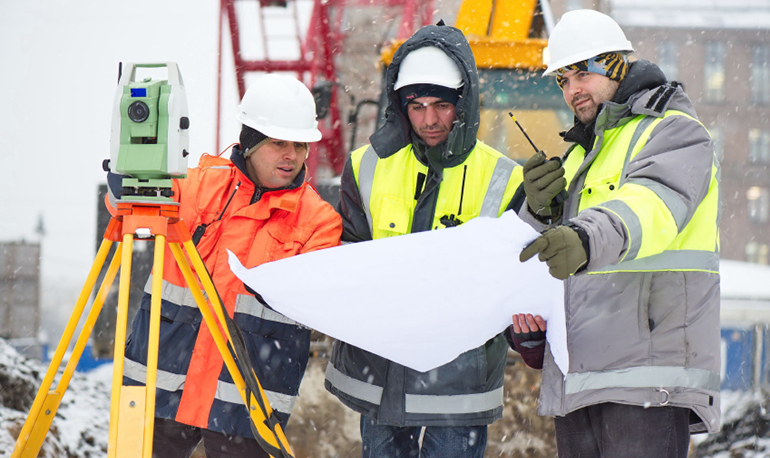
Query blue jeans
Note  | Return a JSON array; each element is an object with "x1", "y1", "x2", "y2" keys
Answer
[
  {"x1": 360, "y1": 415, "x2": 487, "y2": 458},
  {"x1": 554, "y1": 402, "x2": 691, "y2": 458}
]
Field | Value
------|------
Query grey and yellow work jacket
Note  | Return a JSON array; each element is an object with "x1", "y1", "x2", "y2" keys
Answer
[
  {"x1": 325, "y1": 141, "x2": 523, "y2": 426},
  {"x1": 521, "y1": 61, "x2": 721, "y2": 433}
]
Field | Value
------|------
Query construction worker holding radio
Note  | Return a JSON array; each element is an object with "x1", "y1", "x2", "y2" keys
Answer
[{"x1": 518, "y1": 10, "x2": 721, "y2": 458}]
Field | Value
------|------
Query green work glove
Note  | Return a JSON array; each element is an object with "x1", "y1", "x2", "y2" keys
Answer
[
  {"x1": 522, "y1": 151, "x2": 567, "y2": 218},
  {"x1": 520, "y1": 225, "x2": 588, "y2": 280}
]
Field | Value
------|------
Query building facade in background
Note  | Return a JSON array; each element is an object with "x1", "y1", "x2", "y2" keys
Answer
[{"x1": 0, "y1": 241, "x2": 43, "y2": 359}]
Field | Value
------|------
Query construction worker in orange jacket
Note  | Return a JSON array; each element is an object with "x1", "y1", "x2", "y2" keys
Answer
[{"x1": 107, "y1": 73, "x2": 342, "y2": 458}]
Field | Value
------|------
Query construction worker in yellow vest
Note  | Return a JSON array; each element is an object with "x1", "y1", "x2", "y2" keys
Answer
[{"x1": 324, "y1": 22, "x2": 527, "y2": 458}]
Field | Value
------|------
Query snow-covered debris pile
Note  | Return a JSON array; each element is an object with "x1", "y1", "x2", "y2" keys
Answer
[
  {"x1": 0, "y1": 339, "x2": 42, "y2": 412},
  {"x1": 695, "y1": 391, "x2": 770, "y2": 457},
  {"x1": 0, "y1": 338, "x2": 111, "y2": 458}
]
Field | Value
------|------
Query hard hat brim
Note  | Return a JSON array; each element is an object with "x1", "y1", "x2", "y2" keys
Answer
[{"x1": 237, "y1": 114, "x2": 322, "y2": 143}]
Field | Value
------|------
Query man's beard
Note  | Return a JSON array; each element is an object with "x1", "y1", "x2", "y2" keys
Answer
[{"x1": 572, "y1": 96, "x2": 597, "y2": 124}]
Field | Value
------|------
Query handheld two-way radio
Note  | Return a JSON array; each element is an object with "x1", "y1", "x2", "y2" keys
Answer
[{"x1": 508, "y1": 112, "x2": 569, "y2": 205}]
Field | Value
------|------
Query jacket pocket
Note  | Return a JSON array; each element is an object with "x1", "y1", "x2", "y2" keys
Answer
[
  {"x1": 235, "y1": 314, "x2": 311, "y2": 394},
  {"x1": 647, "y1": 271, "x2": 688, "y2": 366},
  {"x1": 569, "y1": 274, "x2": 650, "y2": 371},
  {"x1": 374, "y1": 196, "x2": 412, "y2": 237},
  {"x1": 638, "y1": 272, "x2": 653, "y2": 340},
  {"x1": 579, "y1": 171, "x2": 622, "y2": 208},
  {"x1": 266, "y1": 220, "x2": 312, "y2": 258}
]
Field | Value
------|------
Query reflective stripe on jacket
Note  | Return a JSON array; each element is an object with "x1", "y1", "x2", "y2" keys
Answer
[
  {"x1": 325, "y1": 141, "x2": 523, "y2": 426},
  {"x1": 535, "y1": 83, "x2": 721, "y2": 433},
  {"x1": 122, "y1": 153, "x2": 342, "y2": 438},
  {"x1": 354, "y1": 142, "x2": 521, "y2": 237}
]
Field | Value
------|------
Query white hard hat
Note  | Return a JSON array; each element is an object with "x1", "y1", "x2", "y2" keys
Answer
[
  {"x1": 394, "y1": 46, "x2": 464, "y2": 90},
  {"x1": 236, "y1": 73, "x2": 322, "y2": 142},
  {"x1": 543, "y1": 9, "x2": 634, "y2": 76}
]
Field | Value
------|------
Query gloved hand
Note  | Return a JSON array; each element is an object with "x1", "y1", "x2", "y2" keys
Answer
[
  {"x1": 522, "y1": 151, "x2": 567, "y2": 218},
  {"x1": 519, "y1": 225, "x2": 588, "y2": 280}
]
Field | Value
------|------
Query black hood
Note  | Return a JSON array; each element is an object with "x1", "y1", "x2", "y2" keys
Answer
[{"x1": 369, "y1": 23, "x2": 480, "y2": 169}]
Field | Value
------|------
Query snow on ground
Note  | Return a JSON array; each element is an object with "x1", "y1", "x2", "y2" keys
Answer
[
  {"x1": 695, "y1": 390, "x2": 770, "y2": 457},
  {"x1": 4, "y1": 337, "x2": 770, "y2": 458},
  {"x1": 0, "y1": 339, "x2": 111, "y2": 457}
]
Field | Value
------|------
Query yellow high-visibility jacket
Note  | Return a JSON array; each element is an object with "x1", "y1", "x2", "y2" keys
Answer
[{"x1": 325, "y1": 140, "x2": 523, "y2": 426}]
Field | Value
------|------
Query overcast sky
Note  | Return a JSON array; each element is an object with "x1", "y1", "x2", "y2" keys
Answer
[{"x1": 0, "y1": 1, "x2": 241, "y2": 337}]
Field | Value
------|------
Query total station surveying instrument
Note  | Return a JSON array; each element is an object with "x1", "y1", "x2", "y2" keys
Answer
[{"x1": 12, "y1": 62, "x2": 294, "y2": 458}]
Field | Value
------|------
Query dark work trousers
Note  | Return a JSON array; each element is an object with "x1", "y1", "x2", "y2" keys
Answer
[
  {"x1": 151, "y1": 417, "x2": 270, "y2": 458},
  {"x1": 554, "y1": 402, "x2": 691, "y2": 458},
  {"x1": 360, "y1": 415, "x2": 488, "y2": 458}
]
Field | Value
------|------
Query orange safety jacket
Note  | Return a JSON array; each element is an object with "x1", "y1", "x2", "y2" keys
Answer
[{"x1": 113, "y1": 151, "x2": 342, "y2": 437}]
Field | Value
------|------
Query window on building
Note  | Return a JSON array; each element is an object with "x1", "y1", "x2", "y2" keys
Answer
[
  {"x1": 658, "y1": 41, "x2": 679, "y2": 82},
  {"x1": 747, "y1": 186, "x2": 770, "y2": 224},
  {"x1": 749, "y1": 129, "x2": 770, "y2": 164},
  {"x1": 704, "y1": 42, "x2": 725, "y2": 103},
  {"x1": 746, "y1": 241, "x2": 770, "y2": 265},
  {"x1": 752, "y1": 45, "x2": 770, "y2": 105}
]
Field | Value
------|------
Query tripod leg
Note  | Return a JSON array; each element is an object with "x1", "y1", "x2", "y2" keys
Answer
[
  {"x1": 55, "y1": 242, "x2": 122, "y2": 395},
  {"x1": 141, "y1": 234, "x2": 166, "y2": 458},
  {"x1": 12, "y1": 238, "x2": 116, "y2": 458},
  {"x1": 108, "y1": 233, "x2": 142, "y2": 458},
  {"x1": 109, "y1": 234, "x2": 165, "y2": 458},
  {"x1": 172, "y1": 241, "x2": 294, "y2": 457}
]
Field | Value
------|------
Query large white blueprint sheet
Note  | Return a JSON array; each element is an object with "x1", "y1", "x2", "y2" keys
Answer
[{"x1": 228, "y1": 210, "x2": 567, "y2": 374}]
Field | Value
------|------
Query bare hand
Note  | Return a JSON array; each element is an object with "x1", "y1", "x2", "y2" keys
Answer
[{"x1": 511, "y1": 313, "x2": 547, "y2": 334}]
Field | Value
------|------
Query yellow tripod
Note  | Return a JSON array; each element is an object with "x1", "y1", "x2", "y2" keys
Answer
[{"x1": 12, "y1": 201, "x2": 294, "y2": 458}]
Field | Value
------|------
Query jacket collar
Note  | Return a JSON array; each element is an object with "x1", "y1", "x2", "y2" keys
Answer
[
  {"x1": 230, "y1": 145, "x2": 306, "y2": 191},
  {"x1": 228, "y1": 145, "x2": 306, "y2": 217}
]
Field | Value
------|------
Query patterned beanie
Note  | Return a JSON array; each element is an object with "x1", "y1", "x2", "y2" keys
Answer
[{"x1": 555, "y1": 52, "x2": 629, "y2": 89}]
